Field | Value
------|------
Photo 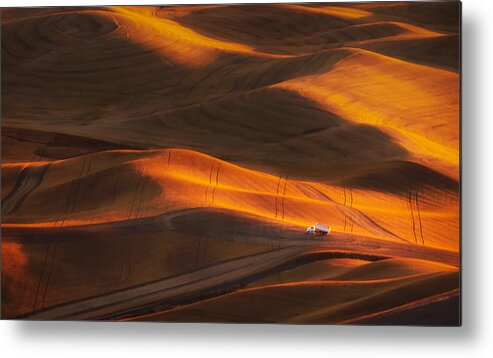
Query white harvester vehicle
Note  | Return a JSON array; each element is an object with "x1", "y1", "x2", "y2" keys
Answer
[{"x1": 306, "y1": 223, "x2": 331, "y2": 235}]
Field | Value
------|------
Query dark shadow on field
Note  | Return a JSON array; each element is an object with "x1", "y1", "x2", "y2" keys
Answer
[
  {"x1": 353, "y1": 295, "x2": 461, "y2": 326},
  {"x1": 1, "y1": 7, "x2": 410, "y2": 181},
  {"x1": 175, "y1": 4, "x2": 353, "y2": 55},
  {"x1": 338, "y1": 161, "x2": 459, "y2": 195},
  {"x1": 1, "y1": 8, "x2": 348, "y2": 126},
  {"x1": 1, "y1": 126, "x2": 143, "y2": 162},
  {"x1": 350, "y1": 1, "x2": 460, "y2": 33},
  {"x1": 360, "y1": 35, "x2": 459, "y2": 72},
  {"x1": 2, "y1": 7, "x2": 418, "y2": 185},
  {"x1": 142, "y1": 87, "x2": 409, "y2": 180},
  {"x1": 177, "y1": 3, "x2": 459, "y2": 70},
  {"x1": 3, "y1": 4, "x2": 474, "y2": 341}
]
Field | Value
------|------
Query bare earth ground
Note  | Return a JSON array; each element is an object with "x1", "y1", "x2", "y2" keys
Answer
[{"x1": 1, "y1": 3, "x2": 460, "y2": 324}]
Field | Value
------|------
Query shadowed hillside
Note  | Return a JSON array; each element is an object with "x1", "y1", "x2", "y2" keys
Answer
[{"x1": 1, "y1": 3, "x2": 460, "y2": 324}]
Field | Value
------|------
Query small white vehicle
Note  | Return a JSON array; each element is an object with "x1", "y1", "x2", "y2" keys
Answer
[{"x1": 306, "y1": 223, "x2": 331, "y2": 235}]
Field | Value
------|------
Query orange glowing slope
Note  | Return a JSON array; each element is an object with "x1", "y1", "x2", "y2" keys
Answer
[
  {"x1": 2, "y1": 148, "x2": 458, "y2": 251},
  {"x1": 1, "y1": 149, "x2": 459, "y2": 320},
  {"x1": 276, "y1": 49, "x2": 459, "y2": 179},
  {"x1": 1, "y1": 3, "x2": 460, "y2": 323}
]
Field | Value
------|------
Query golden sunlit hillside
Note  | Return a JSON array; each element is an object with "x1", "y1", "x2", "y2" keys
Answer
[{"x1": 1, "y1": 2, "x2": 460, "y2": 325}]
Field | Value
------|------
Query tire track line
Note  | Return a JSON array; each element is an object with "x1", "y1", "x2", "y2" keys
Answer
[
  {"x1": 40, "y1": 243, "x2": 57, "y2": 310},
  {"x1": 86, "y1": 154, "x2": 93, "y2": 175},
  {"x1": 415, "y1": 186, "x2": 425, "y2": 246},
  {"x1": 204, "y1": 161, "x2": 216, "y2": 207},
  {"x1": 134, "y1": 165, "x2": 149, "y2": 219},
  {"x1": 274, "y1": 175, "x2": 282, "y2": 218},
  {"x1": 112, "y1": 164, "x2": 121, "y2": 202},
  {"x1": 281, "y1": 176, "x2": 288, "y2": 220},
  {"x1": 408, "y1": 184, "x2": 418, "y2": 245},
  {"x1": 128, "y1": 163, "x2": 145, "y2": 220},
  {"x1": 302, "y1": 183, "x2": 404, "y2": 242},
  {"x1": 343, "y1": 183, "x2": 347, "y2": 232},
  {"x1": 32, "y1": 244, "x2": 50, "y2": 313},
  {"x1": 349, "y1": 185, "x2": 354, "y2": 237},
  {"x1": 210, "y1": 162, "x2": 222, "y2": 205},
  {"x1": 61, "y1": 158, "x2": 87, "y2": 226},
  {"x1": 167, "y1": 149, "x2": 172, "y2": 167}
]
